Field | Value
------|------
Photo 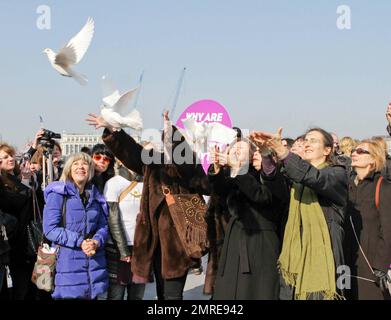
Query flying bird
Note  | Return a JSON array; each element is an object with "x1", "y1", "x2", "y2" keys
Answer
[
  {"x1": 43, "y1": 17, "x2": 95, "y2": 85},
  {"x1": 181, "y1": 117, "x2": 237, "y2": 153},
  {"x1": 100, "y1": 75, "x2": 143, "y2": 131}
]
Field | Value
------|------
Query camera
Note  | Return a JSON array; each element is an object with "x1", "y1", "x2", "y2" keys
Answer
[
  {"x1": 18, "y1": 152, "x2": 31, "y2": 166},
  {"x1": 39, "y1": 129, "x2": 61, "y2": 150},
  {"x1": 41, "y1": 129, "x2": 61, "y2": 141}
]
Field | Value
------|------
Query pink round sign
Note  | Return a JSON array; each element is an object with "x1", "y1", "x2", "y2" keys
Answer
[{"x1": 176, "y1": 99, "x2": 233, "y2": 173}]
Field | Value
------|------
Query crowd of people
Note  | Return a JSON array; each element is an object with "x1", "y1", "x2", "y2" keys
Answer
[{"x1": 0, "y1": 106, "x2": 391, "y2": 300}]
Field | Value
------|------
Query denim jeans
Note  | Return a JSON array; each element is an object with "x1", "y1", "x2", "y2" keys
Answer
[{"x1": 107, "y1": 280, "x2": 145, "y2": 300}]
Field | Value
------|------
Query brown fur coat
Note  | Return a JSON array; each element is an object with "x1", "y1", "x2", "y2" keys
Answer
[{"x1": 102, "y1": 127, "x2": 210, "y2": 279}]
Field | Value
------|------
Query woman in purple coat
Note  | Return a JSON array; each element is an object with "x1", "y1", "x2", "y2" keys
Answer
[{"x1": 43, "y1": 153, "x2": 109, "y2": 300}]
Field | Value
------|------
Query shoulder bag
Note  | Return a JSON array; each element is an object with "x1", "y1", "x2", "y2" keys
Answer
[
  {"x1": 31, "y1": 196, "x2": 67, "y2": 293},
  {"x1": 162, "y1": 185, "x2": 209, "y2": 259}
]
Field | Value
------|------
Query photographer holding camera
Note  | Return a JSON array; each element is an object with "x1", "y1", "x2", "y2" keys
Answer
[{"x1": 26, "y1": 129, "x2": 63, "y2": 188}]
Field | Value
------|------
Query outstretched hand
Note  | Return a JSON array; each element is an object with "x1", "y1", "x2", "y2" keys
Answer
[
  {"x1": 86, "y1": 113, "x2": 112, "y2": 130},
  {"x1": 163, "y1": 110, "x2": 171, "y2": 132},
  {"x1": 209, "y1": 145, "x2": 221, "y2": 174},
  {"x1": 251, "y1": 128, "x2": 282, "y2": 145},
  {"x1": 32, "y1": 129, "x2": 45, "y2": 149},
  {"x1": 374, "y1": 269, "x2": 391, "y2": 293},
  {"x1": 249, "y1": 131, "x2": 271, "y2": 155},
  {"x1": 163, "y1": 110, "x2": 170, "y2": 122},
  {"x1": 251, "y1": 128, "x2": 288, "y2": 160}
]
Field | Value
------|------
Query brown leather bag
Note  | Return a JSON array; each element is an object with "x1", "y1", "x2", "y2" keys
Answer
[{"x1": 162, "y1": 186, "x2": 209, "y2": 259}]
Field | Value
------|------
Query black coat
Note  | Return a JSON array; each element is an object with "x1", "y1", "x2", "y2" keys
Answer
[
  {"x1": 276, "y1": 153, "x2": 348, "y2": 299},
  {"x1": 345, "y1": 171, "x2": 391, "y2": 300},
  {"x1": 203, "y1": 191, "x2": 230, "y2": 295},
  {"x1": 209, "y1": 167, "x2": 282, "y2": 300},
  {"x1": 0, "y1": 209, "x2": 17, "y2": 267},
  {"x1": 0, "y1": 173, "x2": 34, "y2": 265}
]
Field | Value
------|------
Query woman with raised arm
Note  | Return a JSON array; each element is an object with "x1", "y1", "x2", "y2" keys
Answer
[
  {"x1": 86, "y1": 111, "x2": 210, "y2": 300},
  {"x1": 207, "y1": 140, "x2": 284, "y2": 300},
  {"x1": 252, "y1": 127, "x2": 348, "y2": 300}
]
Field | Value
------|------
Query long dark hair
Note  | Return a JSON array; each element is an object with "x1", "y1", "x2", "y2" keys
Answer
[
  {"x1": 91, "y1": 144, "x2": 115, "y2": 185},
  {"x1": 305, "y1": 128, "x2": 335, "y2": 165}
]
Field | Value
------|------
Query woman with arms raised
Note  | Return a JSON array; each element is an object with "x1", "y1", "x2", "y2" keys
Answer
[{"x1": 252, "y1": 127, "x2": 348, "y2": 300}]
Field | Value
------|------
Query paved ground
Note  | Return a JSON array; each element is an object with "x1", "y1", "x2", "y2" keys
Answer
[
  {"x1": 99, "y1": 255, "x2": 211, "y2": 300},
  {"x1": 143, "y1": 256, "x2": 211, "y2": 300}
]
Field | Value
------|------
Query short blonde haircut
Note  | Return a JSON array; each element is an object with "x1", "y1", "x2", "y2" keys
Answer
[
  {"x1": 339, "y1": 137, "x2": 356, "y2": 157},
  {"x1": 360, "y1": 139, "x2": 386, "y2": 172},
  {"x1": 60, "y1": 153, "x2": 95, "y2": 183}
]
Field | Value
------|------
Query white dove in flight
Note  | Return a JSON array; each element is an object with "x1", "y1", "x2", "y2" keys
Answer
[
  {"x1": 181, "y1": 118, "x2": 237, "y2": 152},
  {"x1": 100, "y1": 76, "x2": 143, "y2": 131},
  {"x1": 43, "y1": 17, "x2": 95, "y2": 86}
]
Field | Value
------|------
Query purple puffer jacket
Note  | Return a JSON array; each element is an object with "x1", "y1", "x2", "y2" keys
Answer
[{"x1": 43, "y1": 181, "x2": 109, "y2": 300}]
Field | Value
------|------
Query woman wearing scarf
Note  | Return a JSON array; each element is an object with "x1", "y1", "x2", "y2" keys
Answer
[{"x1": 252, "y1": 128, "x2": 348, "y2": 300}]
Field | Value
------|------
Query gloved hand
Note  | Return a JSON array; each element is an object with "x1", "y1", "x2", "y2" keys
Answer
[{"x1": 373, "y1": 269, "x2": 391, "y2": 292}]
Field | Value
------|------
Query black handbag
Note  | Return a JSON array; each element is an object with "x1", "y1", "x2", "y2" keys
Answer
[
  {"x1": 117, "y1": 260, "x2": 133, "y2": 285},
  {"x1": 0, "y1": 210, "x2": 16, "y2": 266},
  {"x1": 26, "y1": 187, "x2": 43, "y2": 257},
  {"x1": 0, "y1": 210, "x2": 17, "y2": 239},
  {"x1": 0, "y1": 225, "x2": 11, "y2": 261}
]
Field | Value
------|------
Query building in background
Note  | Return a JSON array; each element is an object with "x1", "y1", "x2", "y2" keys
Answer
[
  {"x1": 60, "y1": 133, "x2": 102, "y2": 157},
  {"x1": 60, "y1": 131, "x2": 141, "y2": 157}
]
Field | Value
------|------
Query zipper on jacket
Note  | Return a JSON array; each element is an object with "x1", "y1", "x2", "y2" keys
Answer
[{"x1": 82, "y1": 196, "x2": 93, "y2": 300}]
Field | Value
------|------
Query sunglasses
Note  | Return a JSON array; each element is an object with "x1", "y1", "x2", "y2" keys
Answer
[
  {"x1": 93, "y1": 154, "x2": 112, "y2": 163},
  {"x1": 351, "y1": 148, "x2": 370, "y2": 155}
]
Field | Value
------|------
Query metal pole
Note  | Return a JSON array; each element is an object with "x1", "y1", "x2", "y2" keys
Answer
[
  {"x1": 170, "y1": 67, "x2": 186, "y2": 120},
  {"x1": 161, "y1": 67, "x2": 186, "y2": 130},
  {"x1": 48, "y1": 153, "x2": 54, "y2": 184},
  {"x1": 42, "y1": 154, "x2": 46, "y2": 190},
  {"x1": 133, "y1": 70, "x2": 144, "y2": 109}
]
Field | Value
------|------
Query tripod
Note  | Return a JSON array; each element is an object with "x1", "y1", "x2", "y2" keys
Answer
[{"x1": 42, "y1": 146, "x2": 55, "y2": 190}]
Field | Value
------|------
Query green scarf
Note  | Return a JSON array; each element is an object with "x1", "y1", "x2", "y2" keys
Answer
[{"x1": 278, "y1": 163, "x2": 343, "y2": 300}]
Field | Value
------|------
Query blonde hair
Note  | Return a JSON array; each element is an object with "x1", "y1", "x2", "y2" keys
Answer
[
  {"x1": 60, "y1": 153, "x2": 95, "y2": 183},
  {"x1": 371, "y1": 136, "x2": 388, "y2": 155},
  {"x1": 339, "y1": 137, "x2": 356, "y2": 157},
  {"x1": 360, "y1": 139, "x2": 386, "y2": 172}
]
